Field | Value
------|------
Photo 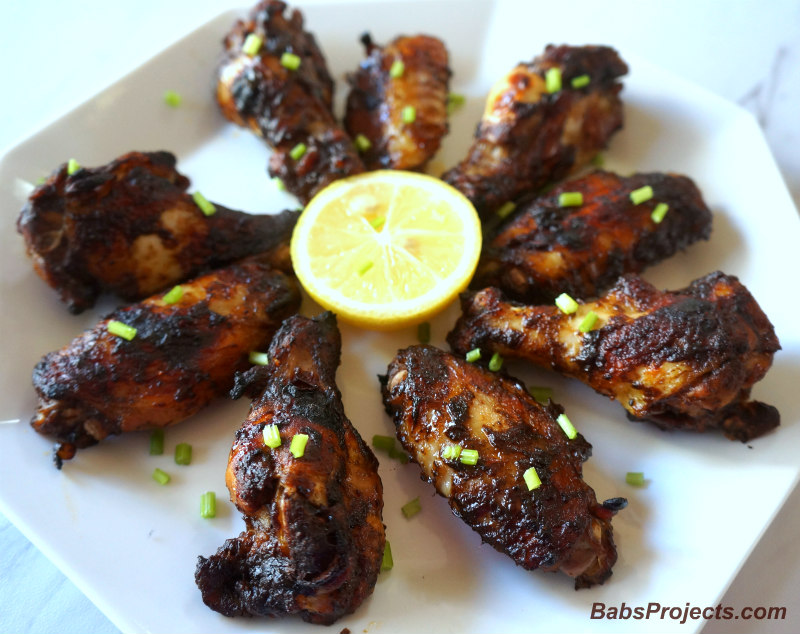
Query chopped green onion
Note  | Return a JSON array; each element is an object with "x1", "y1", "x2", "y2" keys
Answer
[
  {"x1": 192, "y1": 191, "x2": 216, "y2": 216},
  {"x1": 465, "y1": 348, "x2": 481, "y2": 363},
  {"x1": 372, "y1": 434, "x2": 396, "y2": 452},
  {"x1": 651, "y1": 202, "x2": 669, "y2": 223},
  {"x1": 369, "y1": 215, "x2": 385, "y2": 230},
  {"x1": 417, "y1": 321, "x2": 431, "y2": 344},
  {"x1": 388, "y1": 446, "x2": 409, "y2": 463},
  {"x1": 152, "y1": 468, "x2": 170, "y2": 485},
  {"x1": 149, "y1": 429, "x2": 164, "y2": 455},
  {"x1": 630, "y1": 185, "x2": 654, "y2": 205},
  {"x1": 36, "y1": 176, "x2": 47, "y2": 185},
  {"x1": 357, "y1": 260, "x2": 374, "y2": 276},
  {"x1": 200, "y1": 491, "x2": 216, "y2": 518},
  {"x1": 290, "y1": 433, "x2": 309, "y2": 458},
  {"x1": 496, "y1": 201, "x2": 516, "y2": 219},
  {"x1": 441, "y1": 444, "x2": 462, "y2": 460},
  {"x1": 273, "y1": 177, "x2": 286, "y2": 191},
  {"x1": 163, "y1": 90, "x2": 182, "y2": 107},
  {"x1": 555, "y1": 293, "x2": 579, "y2": 314},
  {"x1": 162, "y1": 285, "x2": 183, "y2": 305},
  {"x1": 175, "y1": 442, "x2": 192, "y2": 465},
  {"x1": 389, "y1": 59, "x2": 405, "y2": 78},
  {"x1": 447, "y1": 92, "x2": 466, "y2": 114},
  {"x1": 401, "y1": 105, "x2": 416, "y2": 123},
  {"x1": 528, "y1": 386, "x2": 553, "y2": 403},
  {"x1": 523, "y1": 466, "x2": 542, "y2": 490},
  {"x1": 354, "y1": 134, "x2": 372, "y2": 153},
  {"x1": 545, "y1": 67, "x2": 562, "y2": 93},
  {"x1": 107, "y1": 320, "x2": 137, "y2": 341},
  {"x1": 556, "y1": 413, "x2": 578, "y2": 440},
  {"x1": 242, "y1": 33, "x2": 263, "y2": 57},
  {"x1": 578, "y1": 310, "x2": 599, "y2": 333},
  {"x1": 460, "y1": 448, "x2": 479, "y2": 465},
  {"x1": 401, "y1": 496, "x2": 421, "y2": 519},
  {"x1": 280, "y1": 52, "x2": 301, "y2": 70},
  {"x1": 249, "y1": 350, "x2": 269, "y2": 365},
  {"x1": 263, "y1": 423, "x2": 281, "y2": 449},
  {"x1": 626, "y1": 471, "x2": 645, "y2": 486},
  {"x1": 67, "y1": 159, "x2": 80, "y2": 175},
  {"x1": 571, "y1": 74, "x2": 591, "y2": 89},
  {"x1": 591, "y1": 153, "x2": 605, "y2": 167},
  {"x1": 488, "y1": 352, "x2": 503, "y2": 372},
  {"x1": 381, "y1": 541, "x2": 393, "y2": 571},
  {"x1": 558, "y1": 191, "x2": 583, "y2": 207},
  {"x1": 289, "y1": 142, "x2": 307, "y2": 160}
]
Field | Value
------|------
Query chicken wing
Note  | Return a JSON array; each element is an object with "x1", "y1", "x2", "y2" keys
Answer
[
  {"x1": 443, "y1": 44, "x2": 627, "y2": 220},
  {"x1": 344, "y1": 33, "x2": 451, "y2": 171},
  {"x1": 381, "y1": 344, "x2": 623, "y2": 588},
  {"x1": 16, "y1": 151, "x2": 298, "y2": 313},
  {"x1": 195, "y1": 312, "x2": 384, "y2": 624},
  {"x1": 31, "y1": 257, "x2": 301, "y2": 466},
  {"x1": 448, "y1": 273, "x2": 780, "y2": 441},
  {"x1": 474, "y1": 170, "x2": 713, "y2": 302},
  {"x1": 216, "y1": 0, "x2": 364, "y2": 203}
]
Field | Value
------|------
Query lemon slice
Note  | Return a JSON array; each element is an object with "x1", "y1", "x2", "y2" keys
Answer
[{"x1": 290, "y1": 170, "x2": 482, "y2": 330}]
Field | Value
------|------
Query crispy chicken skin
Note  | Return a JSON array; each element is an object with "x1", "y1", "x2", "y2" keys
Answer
[
  {"x1": 30, "y1": 258, "x2": 301, "y2": 466},
  {"x1": 474, "y1": 170, "x2": 713, "y2": 302},
  {"x1": 216, "y1": 0, "x2": 364, "y2": 203},
  {"x1": 196, "y1": 313, "x2": 384, "y2": 624},
  {"x1": 16, "y1": 151, "x2": 298, "y2": 313},
  {"x1": 344, "y1": 33, "x2": 451, "y2": 171},
  {"x1": 448, "y1": 273, "x2": 780, "y2": 441},
  {"x1": 443, "y1": 45, "x2": 627, "y2": 219},
  {"x1": 381, "y1": 345, "x2": 623, "y2": 588}
]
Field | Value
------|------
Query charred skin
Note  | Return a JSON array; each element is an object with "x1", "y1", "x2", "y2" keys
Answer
[
  {"x1": 448, "y1": 273, "x2": 780, "y2": 441},
  {"x1": 195, "y1": 313, "x2": 384, "y2": 625},
  {"x1": 216, "y1": 0, "x2": 364, "y2": 203},
  {"x1": 381, "y1": 345, "x2": 622, "y2": 588},
  {"x1": 30, "y1": 258, "x2": 301, "y2": 465},
  {"x1": 16, "y1": 151, "x2": 298, "y2": 313},
  {"x1": 443, "y1": 45, "x2": 627, "y2": 220},
  {"x1": 344, "y1": 33, "x2": 451, "y2": 171},
  {"x1": 474, "y1": 170, "x2": 713, "y2": 302}
]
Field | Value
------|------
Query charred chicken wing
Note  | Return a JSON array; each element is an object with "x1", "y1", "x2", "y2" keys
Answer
[
  {"x1": 31, "y1": 257, "x2": 301, "y2": 466},
  {"x1": 196, "y1": 312, "x2": 384, "y2": 624},
  {"x1": 216, "y1": 0, "x2": 364, "y2": 203},
  {"x1": 443, "y1": 45, "x2": 627, "y2": 220},
  {"x1": 16, "y1": 151, "x2": 298, "y2": 313},
  {"x1": 474, "y1": 170, "x2": 713, "y2": 302},
  {"x1": 448, "y1": 273, "x2": 780, "y2": 441},
  {"x1": 381, "y1": 344, "x2": 623, "y2": 588},
  {"x1": 344, "y1": 33, "x2": 451, "y2": 171}
]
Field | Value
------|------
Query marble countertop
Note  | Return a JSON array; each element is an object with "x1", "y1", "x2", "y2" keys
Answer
[{"x1": 1, "y1": 1, "x2": 798, "y2": 632}]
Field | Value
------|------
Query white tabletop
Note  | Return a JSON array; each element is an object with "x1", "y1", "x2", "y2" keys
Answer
[{"x1": 1, "y1": 1, "x2": 798, "y2": 632}]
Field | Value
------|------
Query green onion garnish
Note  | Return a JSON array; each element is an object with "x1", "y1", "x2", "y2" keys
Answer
[
  {"x1": 578, "y1": 310, "x2": 599, "y2": 333},
  {"x1": 36, "y1": 176, "x2": 47, "y2": 185},
  {"x1": 249, "y1": 350, "x2": 269, "y2": 365},
  {"x1": 369, "y1": 216, "x2": 385, "y2": 230},
  {"x1": 591, "y1": 153, "x2": 605, "y2": 167},
  {"x1": 242, "y1": 33, "x2": 263, "y2": 57},
  {"x1": 107, "y1": 320, "x2": 137, "y2": 341},
  {"x1": 149, "y1": 429, "x2": 164, "y2": 455},
  {"x1": 651, "y1": 202, "x2": 669, "y2": 224},
  {"x1": 441, "y1": 444, "x2": 462, "y2": 460},
  {"x1": 523, "y1": 466, "x2": 542, "y2": 490},
  {"x1": 545, "y1": 67, "x2": 562, "y2": 93},
  {"x1": 280, "y1": 52, "x2": 301, "y2": 70},
  {"x1": 162, "y1": 285, "x2": 183, "y2": 305},
  {"x1": 571, "y1": 74, "x2": 590, "y2": 89},
  {"x1": 263, "y1": 423, "x2": 281, "y2": 449},
  {"x1": 496, "y1": 201, "x2": 516, "y2": 219},
  {"x1": 200, "y1": 491, "x2": 216, "y2": 519},
  {"x1": 388, "y1": 446, "x2": 410, "y2": 463},
  {"x1": 417, "y1": 321, "x2": 431, "y2": 344},
  {"x1": 175, "y1": 442, "x2": 192, "y2": 465},
  {"x1": 401, "y1": 496, "x2": 421, "y2": 519},
  {"x1": 372, "y1": 435, "x2": 396, "y2": 452},
  {"x1": 626, "y1": 471, "x2": 645, "y2": 486},
  {"x1": 447, "y1": 93, "x2": 466, "y2": 114},
  {"x1": 354, "y1": 134, "x2": 372, "y2": 153},
  {"x1": 465, "y1": 348, "x2": 481, "y2": 363},
  {"x1": 401, "y1": 105, "x2": 416, "y2": 123},
  {"x1": 67, "y1": 159, "x2": 80, "y2": 175},
  {"x1": 630, "y1": 185, "x2": 654, "y2": 205},
  {"x1": 381, "y1": 541, "x2": 393, "y2": 571},
  {"x1": 192, "y1": 191, "x2": 216, "y2": 216},
  {"x1": 558, "y1": 192, "x2": 583, "y2": 207},
  {"x1": 460, "y1": 448, "x2": 479, "y2": 465},
  {"x1": 357, "y1": 260, "x2": 374, "y2": 276},
  {"x1": 152, "y1": 468, "x2": 170, "y2": 485},
  {"x1": 273, "y1": 177, "x2": 286, "y2": 191},
  {"x1": 556, "y1": 413, "x2": 578, "y2": 440},
  {"x1": 290, "y1": 433, "x2": 309, "y2": 458},
  {"x1": 528, "y1": 386, "x2": 553, "y2": 403},
  {"x1": 163, "y1": 90, "x2": 182, "y2": 107},
  {"x1": 555, "y1": 293, "x2": 579, "y2": 314},
  {"x1": 488, "y1": 352, "x2": 503, "y2": 372},
  {"x1": 389, "y1": 59, "x2": 405, "y2": 78},
  {"x1": 289, "y1": 142, "x2": 307, "y2": 161}
]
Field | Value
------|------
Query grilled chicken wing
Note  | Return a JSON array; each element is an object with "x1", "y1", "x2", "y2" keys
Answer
[
  {"x1": 196, "y1": 312, "x2": 384, "y2": 624},
  {"x1": 443, "y1": 45, "x2": 627, "y2": 220},
  {"x1": 448, "y1": 273, "x2": 780, "y2": 441},
  {"x1": 474, "y1": 170, "x2": 713, "y2": 302},
  {"x1": 344, "y1": 33, "x2": 451, "y2": 171},
  {"x1": 381, "y1": 345, "x2": 623, "y2": 588},
  {"x1": 31, "y1": 257, "x2": 301, "y2": 466},
  {"x1": 217, "y1": 0, "x2": 364, "y2": 203},
  {"x1": 16, "y1": 151, "x2": 298, "y2": 313}
]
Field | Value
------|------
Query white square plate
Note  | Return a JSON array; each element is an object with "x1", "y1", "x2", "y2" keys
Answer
[{"x1": 1, "y1": 2, "x2": 799, "y2": 633}]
